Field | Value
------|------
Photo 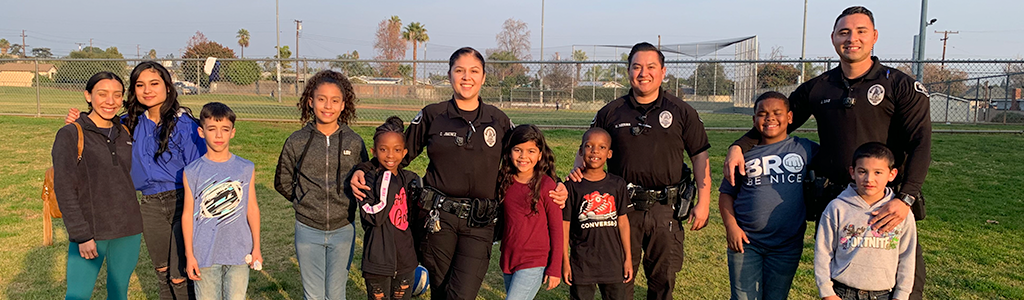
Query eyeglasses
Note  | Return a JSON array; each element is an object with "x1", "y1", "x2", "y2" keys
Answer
[
  {"x1": 631, "y1": 115, "x2": 652, "y2": 136},
  {"x1": 455, "y1": 122, "x2": 476, "y2": 148}
]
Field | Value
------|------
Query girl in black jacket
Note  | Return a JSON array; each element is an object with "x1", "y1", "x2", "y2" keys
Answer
[
  {"x1": 357, "y1": 116, "x2": 420, "y2": 300},
  {"x1": 53, "y1": 72, "x2": 144, "y2": 300}
]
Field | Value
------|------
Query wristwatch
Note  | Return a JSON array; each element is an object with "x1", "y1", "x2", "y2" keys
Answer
[{"x1": 898, "y1": 192, "x2": 916, "y2": 206}]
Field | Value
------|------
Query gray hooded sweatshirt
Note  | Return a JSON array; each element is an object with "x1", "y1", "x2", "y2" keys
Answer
[{"x1": 814, "y1": 184, "x2": 917, "y2": 300}]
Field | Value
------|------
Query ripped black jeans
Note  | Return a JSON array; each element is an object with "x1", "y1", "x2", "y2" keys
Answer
[
  {"x1": 140, "y1": 189, "x2": 194, "y2": 300},
  {"x1": 363, "y1": 271, "x2": 415, "y2": 300}
]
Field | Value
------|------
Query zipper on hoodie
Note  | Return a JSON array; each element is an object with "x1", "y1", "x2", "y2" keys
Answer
[{"x1": 325, "y1": 134, "x2": 331, "y2": 231}]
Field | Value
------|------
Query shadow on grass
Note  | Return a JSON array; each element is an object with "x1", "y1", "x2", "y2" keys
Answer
[{"x1": 6, "y1": 242, "x2": 65, "y2": 299}]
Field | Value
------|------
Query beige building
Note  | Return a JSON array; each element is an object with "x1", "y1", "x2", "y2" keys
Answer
[{"x1": 0, "y1": 63, "x2": 57, "y2": 87}]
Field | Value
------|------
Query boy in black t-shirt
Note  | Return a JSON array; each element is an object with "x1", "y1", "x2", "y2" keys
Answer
[{"x1": 562, "y1": 128, "x2": 634, "y2": 300}]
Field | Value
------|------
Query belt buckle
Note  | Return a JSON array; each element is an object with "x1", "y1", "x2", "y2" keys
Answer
[{"x1": 457, "y1": 203, "x2": 472, "y2": 219}]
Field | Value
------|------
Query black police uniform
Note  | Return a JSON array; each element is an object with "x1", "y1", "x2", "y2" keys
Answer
[
  {"x1": 591, "y1": 89, "x2": 711, "y2": 300},
  {"x1": 404, "y1": 97, "x2": 512, "y2": 300},
  {"x1": 734, "y1": 57, "x2": 932, "y2": 300}
]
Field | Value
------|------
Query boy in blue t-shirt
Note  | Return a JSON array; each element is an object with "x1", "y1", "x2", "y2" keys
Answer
[
  {"x1": 719, "y1": 92, "x2": 818, "y2": 300},
  {"x1": 182, "y1": 102, "x2": 262, "y2": 300}
]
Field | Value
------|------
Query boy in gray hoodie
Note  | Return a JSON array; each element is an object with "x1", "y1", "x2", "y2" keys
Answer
[{"x1": 814, "y1": 142, "x2": 917, "y2": 300}]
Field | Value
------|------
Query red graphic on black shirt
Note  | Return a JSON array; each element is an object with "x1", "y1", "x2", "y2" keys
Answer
[
  {"x1": 389, "y1": 187, "x2": 408, "y2": 230},
  {"x1": 578, "y1": 191, "x2": 617, "y2": 222}
]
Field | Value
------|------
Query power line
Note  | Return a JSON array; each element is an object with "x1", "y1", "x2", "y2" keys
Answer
[{"x1": 935, "y1": 30, "x2": 959, "y2": 67}]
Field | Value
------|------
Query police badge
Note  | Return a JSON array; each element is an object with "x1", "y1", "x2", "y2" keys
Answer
[
  {"x1": 868, "y1": 84, "x2": 885, "y2": 106},
  {"x1": 484, "y1": 126, "x2": 496, "y2": 147},
  {"x1": 659, "y1": 111, "x2": 672, "y2": 128}
]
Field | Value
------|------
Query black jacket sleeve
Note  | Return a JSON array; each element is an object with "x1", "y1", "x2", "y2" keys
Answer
[
  {"x1": 274, "y1": 134, "x2": 298, "y2": 201},
  {"x1": 893, "y1": 78, "x2": 932, "y2": 197},
  {"x1": 52, "y1": 125, "x2": 92, "y2": 243},
  {"x1": 404, "y1": 110, "x2": 430, "y2": 165},
  {"x1": 733, "y1": 81, "x2": 814, "y2": 152}
]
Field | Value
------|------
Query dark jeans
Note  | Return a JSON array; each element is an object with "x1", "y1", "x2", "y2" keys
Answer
[
  {"x1": 364, "y1": 271, "x2": 415, "y2": 300},
  {"x1": 419, "y1": 210, "x2": 495, "y2": 300},
  {"x1": 626, "y1": 202, "x2": 686, "y2": 300},
  {"x1": 569, "y1": 282, "x2": 630, "y2": 300},
  {"x1": 140, "y1": 189, "x2": 193, "y2": 300},
  {"x1": 832, "y1": 280, "x2": 892, "y2": 300}
]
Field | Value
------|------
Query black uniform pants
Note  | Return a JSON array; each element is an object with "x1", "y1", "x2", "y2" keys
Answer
[
  {"x1": 364, "y1": 271, "x2": 415, "y2": 300},
  {"x1": 626, "y1": 202, "x2": 685, "y2": 300},
  {"x1": 570, "y1": 282, "x2": 630, "y2": 300},
  {"x1": 909, "y1": 241, "x2": 925, "y2": 300},
  {"x1": 419, "y1": 210, "x2": 494, "y2": 300}
]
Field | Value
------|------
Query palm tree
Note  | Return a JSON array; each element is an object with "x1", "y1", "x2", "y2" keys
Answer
[
  {"x1": 572, "y1": 49, "x2": 588, "y2": 88},
  {"x1": 0, "y1": 39, "x2": 9, "y2": 56},
  {"x1": 237, "y1": 29, "x2": 250, "y2": 58},
  {"x1": 402, "y1": 22, "x2": 429, "y2": 85}
]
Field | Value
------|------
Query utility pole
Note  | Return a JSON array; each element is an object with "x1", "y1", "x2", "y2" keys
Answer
[
  {"x1": 275, "y1": 0, "x2": 281, "y2": 103},
  {"x1": 295, "y1": 19, "x2": 302, "y2": 95},
  {"x1": 935, "y1": 30, "x2": 959, "y2": 67},
  {"x1": 89, "y1": 38, "x2": 93, "y2": 49},
  {"x1": 21, "y1": 30, "x2": 28, "y2": 57},
  {"x1": 137, "y1": 44, "x2": 141, "y2": 59}
]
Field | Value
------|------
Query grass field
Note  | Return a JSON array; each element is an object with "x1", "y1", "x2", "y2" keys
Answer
[{"x1": 1, "y1": 115, "x2": 1022, "y2": 300}]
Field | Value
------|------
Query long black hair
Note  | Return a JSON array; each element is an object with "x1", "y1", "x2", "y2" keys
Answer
[
  {"x1": 123, "y1": 61, "x2": 193, "y2": 160},
  {"x1": 497, "y1": 124, "x2": 557, "y2": 215},
  {"x1": 84, "y1": 71, "x2": 124, "y2": 113}
]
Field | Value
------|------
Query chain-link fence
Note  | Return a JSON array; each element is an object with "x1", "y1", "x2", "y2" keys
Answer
[{"x1": 2, "y1": 58, "x2": 1023, "y2": 127}]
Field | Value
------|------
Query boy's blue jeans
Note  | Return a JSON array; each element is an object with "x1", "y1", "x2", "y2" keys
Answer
[
  {"x1": 194, "y1": 264, "x2": 249, "y2": 300},
  {"x1": 727, "y1": 243, "x2": 802, "y2": 300},
  {"x1": 295, "y1": 221, "x2": 356, "y2": 300}
]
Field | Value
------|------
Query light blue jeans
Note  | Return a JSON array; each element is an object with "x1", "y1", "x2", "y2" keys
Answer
[
  {"x1": 502, "y1": 267, "x2": 546, "y2": 300},
  {"x1": 295, "y1": 221, "x2": 356, "y2": 300},
  {"x1": 194, "y1": 264, "x2": 249, "y2": 300},
  {"x1": 727, "y1": 243, "x2": 802, "y2": 300}
]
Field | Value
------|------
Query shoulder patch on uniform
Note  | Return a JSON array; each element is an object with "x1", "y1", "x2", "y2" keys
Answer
[
  {"x1": 914, "y1": 81, "x2": 929, "y2": 97},
  {"x1": 411, "y1": 111, "x2": 423, "y2": 125},
  {"x1": 484, "y1": 126, "x2": 497, "y2": 148},
  {"x1": 658, "y1": 110, "x2": 673, "y2": 128},
  {"x1": 868, "y1": 84, "x2": 885, "y2": 106}
]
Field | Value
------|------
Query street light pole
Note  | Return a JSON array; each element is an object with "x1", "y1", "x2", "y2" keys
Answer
[
  {"x1": 539, "y1": 0, "x2": 545, "y2": 104},
  {"x1": 915, "y1": 0, "x2": 929, "y2": 80},
  {"x1": 276, "y1": 0, "x2": 282, "y2": 103},
  {"x1": 800, "y1": 0, "x2": 807, "y2": 83}
]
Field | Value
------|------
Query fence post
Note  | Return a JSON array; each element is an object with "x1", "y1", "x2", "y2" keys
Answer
[
  {"x1": 975, "y1": 78, "x2": 981, "y2": 123},
  {"x1": 34, "y1": 58, "x2": 41, "y2": 117},
  {"x1": 195, "y1": 59, "x2": 202, "y2": 95},
  {"x1": 944, "y1": 80, "x2": 950, "y2": 123}
]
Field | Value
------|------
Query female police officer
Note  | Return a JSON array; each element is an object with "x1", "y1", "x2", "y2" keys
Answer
[{"x1": 353, "y1": 47, "x2": 566, "y2": 300}]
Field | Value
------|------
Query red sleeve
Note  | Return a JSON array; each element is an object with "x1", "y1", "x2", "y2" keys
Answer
[{"x1": 542, "y1": 177, "x2": 563, "y2": 278}]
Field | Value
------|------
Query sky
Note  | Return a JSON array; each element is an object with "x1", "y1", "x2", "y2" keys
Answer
[{"x1": 2, "y1": 0, "x2": 1023, "y2": 62}]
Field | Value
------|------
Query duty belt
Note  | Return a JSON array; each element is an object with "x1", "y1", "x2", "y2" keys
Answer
[
  {"x1": 629, "y1": 184, "x2": 680, "y2": 211},
  {"x1": 417, "y1": 186, "x2": 499, "y2": 226}
]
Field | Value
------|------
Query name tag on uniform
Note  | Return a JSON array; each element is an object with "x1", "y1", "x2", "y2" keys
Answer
[
  {"x1": 614, "y1": 123, "x2": 631, "y2": 129},
  {"x1": 440, "y1": 131, "x2": 457, "y2": 137}
]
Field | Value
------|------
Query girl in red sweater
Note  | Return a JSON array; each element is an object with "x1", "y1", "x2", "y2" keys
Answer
[{"x1": 497, "y1": 124, "x2": 564, "y2": 300}]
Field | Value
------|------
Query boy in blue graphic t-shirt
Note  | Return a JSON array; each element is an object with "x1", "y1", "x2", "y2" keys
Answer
[
  {"x1": 719, "y1": 92, "x2": 818, "y2": 300},
  {"x1": 182, "y1": 102, "x2": 262, "y2": 300}
]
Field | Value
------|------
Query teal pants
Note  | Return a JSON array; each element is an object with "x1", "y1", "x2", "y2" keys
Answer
[{"x1": 65, "y1": 234, "x2": 142, "y2": 300}]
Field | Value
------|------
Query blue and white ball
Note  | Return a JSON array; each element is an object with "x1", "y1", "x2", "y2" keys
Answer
[{"x1": 412, "y1": 265, "x2": 429, "y2": 297}]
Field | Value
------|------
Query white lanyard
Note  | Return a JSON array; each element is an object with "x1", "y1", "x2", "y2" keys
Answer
[{"x1": 361, "y1": 171, "x2": 391, "y2": 214}]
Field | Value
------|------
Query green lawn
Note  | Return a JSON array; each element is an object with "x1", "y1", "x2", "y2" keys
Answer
[{"x1": 1, "y1": 115, "x2": 1022, "y2": 299}]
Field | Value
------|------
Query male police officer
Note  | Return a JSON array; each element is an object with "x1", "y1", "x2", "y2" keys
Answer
[
  {"x1": 575, "y1": 42, "x2": 712, "y2": 300},
  {"x1": 724, "y1": 6, "x2": 931, "y2": 300}
]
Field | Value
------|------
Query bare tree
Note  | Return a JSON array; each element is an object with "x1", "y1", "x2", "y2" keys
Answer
[
  {"x1": 495, "y1": 18, "x2": 531, "y2": 60},
  {"x1": 374, "y1": 15, "x2": 406, "y2": 78},
  {"x1": 544, "y1": 52, "x2": 573, "y2": 90}
]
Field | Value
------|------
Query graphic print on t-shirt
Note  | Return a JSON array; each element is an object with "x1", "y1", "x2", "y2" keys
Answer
[
  {"x1": 578, "y1": 191, "x2": 618, "y2": 227},
  {"x1": 199, "y1": 178, "x2": 244, "y2": 224},
  {"x1": 839, "y1": 224, "x2": 902, "y2": 250},
  {"x1": 743, "y1": 152, "x2": 806, "y2": 186},
  {"x1": 390, "y1": 187, "x2": 408, "y2": 231}
]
